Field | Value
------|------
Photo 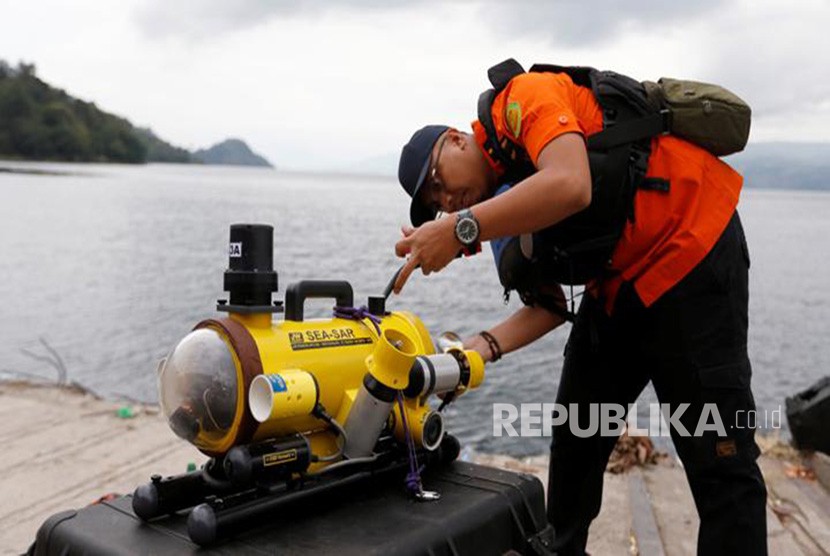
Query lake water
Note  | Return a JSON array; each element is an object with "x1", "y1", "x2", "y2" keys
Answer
[{"x1": 1, "y1": 161, "x2": 828, "y2": 456}]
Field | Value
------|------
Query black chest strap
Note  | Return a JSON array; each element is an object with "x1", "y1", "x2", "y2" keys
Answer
[{"x1": 587, "y1": 110, "x2": 671, "y2": 151}]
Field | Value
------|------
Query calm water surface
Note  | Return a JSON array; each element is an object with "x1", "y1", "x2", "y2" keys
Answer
[{"x1": 1, "y1": 161, "x2": 828, "y2": 456}]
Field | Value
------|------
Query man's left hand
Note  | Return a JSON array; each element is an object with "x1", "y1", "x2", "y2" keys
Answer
[{"x1": 393, "y1": 216, "x2": 460, "y2": 294}]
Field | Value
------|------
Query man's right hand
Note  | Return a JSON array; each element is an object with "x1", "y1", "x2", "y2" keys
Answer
[{"x1": 393, "y1": 216, "x2": 461, "y2": 294}]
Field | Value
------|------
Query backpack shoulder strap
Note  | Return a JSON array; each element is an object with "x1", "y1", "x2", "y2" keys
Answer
[
  {"x1": 488, "y1": 58, "x2": 525, "y2": 91},
  {"x1": 477, "y1": 88, "x2": 511, "y2": 168},
  {"x1": 479, "y1": 59, "x2": 531, "y2": 169}
]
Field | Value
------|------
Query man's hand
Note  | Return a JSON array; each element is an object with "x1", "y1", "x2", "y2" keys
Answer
[
  {"x1": 460, "y1": 305, "x2": 565, "y2": 365},
  {"x1": 393, "y1": 216, "x2": 461, "y2": 294},
  {"x1": 462, "y1": 333, "x2": 494, "y2": 363}
]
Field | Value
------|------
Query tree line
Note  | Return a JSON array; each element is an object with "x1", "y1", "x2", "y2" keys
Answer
[{"x1": 0, "y1": 60, "x2": 190, "y2": 164}]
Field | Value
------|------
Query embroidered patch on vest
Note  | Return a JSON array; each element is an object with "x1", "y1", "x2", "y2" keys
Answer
[{"x1": 506, "y1": 101, "x2": 522, "y2": 138}]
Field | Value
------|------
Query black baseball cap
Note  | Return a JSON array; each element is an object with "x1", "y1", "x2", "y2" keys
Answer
[{"x1": 398, "y1": 124, "x2": 449, "y2": 226}]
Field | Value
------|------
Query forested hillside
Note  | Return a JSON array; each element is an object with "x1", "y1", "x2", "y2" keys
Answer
[{"x1": 0, "y1": 61, "x2": 271, "y2": 167}]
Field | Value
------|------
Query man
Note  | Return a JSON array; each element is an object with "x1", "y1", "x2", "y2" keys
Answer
[{"x1": 393, "y1": 62, "x2": 767, "y2": 555}]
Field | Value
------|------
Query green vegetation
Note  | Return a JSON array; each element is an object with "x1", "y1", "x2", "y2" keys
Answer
[
  {"x1": 0, "y1": 61, "x2": 146, "y2": 163},
  {"x1": 0, "y1": 60, "x2": 273, "y2": 167},
  {"x1": 133, "y1": 127, "x2": 192, "y2": 164}
]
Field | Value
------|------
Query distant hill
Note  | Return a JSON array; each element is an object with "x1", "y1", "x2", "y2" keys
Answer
[
  {"x1": 133, "y1": 127, "x2": 191, "y2": 164},
  {"x1": 0, "y1": 60, "x2": 272, "y2": 167},
  {"x1": 192, "y1": 138, "x2": 272, "y2": 167},
  {"x1": 726, "y1": 142, "x2": 830, "y2": 190}
]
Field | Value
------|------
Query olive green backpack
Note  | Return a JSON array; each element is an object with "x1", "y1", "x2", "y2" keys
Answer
[{"x1": 643, "y1": 77, "x2": 751, "y2": 156}]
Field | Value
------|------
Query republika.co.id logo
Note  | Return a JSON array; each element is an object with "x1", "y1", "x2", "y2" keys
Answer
[{"x1": 492, "y1": 402, "x2": 782, "y2": 438}]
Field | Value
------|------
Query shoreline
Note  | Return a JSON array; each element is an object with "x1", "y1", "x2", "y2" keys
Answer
[
  {"x1": 3, "y1": 380, "x2": 829, "y2": 554},
  {"x1": 0, "y1": 165, "x2": 77, "y2": 176}
]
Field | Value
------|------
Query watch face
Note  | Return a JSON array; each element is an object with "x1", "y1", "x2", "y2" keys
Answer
[{"x1": 456, "y1": 217, "x2": 479, "y2": 245}]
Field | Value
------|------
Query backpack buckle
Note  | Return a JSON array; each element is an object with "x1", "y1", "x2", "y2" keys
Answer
[{"x1": 660, "y1": 109, "x2": 672, "y2": 134}]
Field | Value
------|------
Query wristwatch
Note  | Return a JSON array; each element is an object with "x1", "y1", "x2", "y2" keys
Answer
[{"x1": 454, "y1": 209, "x2": 481, "y2": 248}]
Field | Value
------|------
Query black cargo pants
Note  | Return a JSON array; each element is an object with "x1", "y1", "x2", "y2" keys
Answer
[{"x1": 547, "y1": 212, "x2": 768, "y2": 555}]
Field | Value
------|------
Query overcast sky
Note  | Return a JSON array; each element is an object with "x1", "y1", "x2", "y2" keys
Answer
[{"x1": 2, "y1": 0, "x2": 828, "y2": 171}]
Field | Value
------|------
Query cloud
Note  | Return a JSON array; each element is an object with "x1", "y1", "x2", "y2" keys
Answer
[
  {"x1": 119, "y1": 0, "x2": 830, "y2": 159},
  {"x1": 477, "y1": 0, "x2": 728, "y2": 46},
  {"x1": 134, "y1": 0, "x2": 727, "y2": 45},
  {"x1": 689, "y1": 2, "x2": 830, "y2": 122},
  {"x1": 134, "y1": 0, "x2": 428, "y2": 40}
]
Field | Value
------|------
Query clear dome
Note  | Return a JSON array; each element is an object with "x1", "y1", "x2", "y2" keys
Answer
[{"x1": 158, "y1": 328, "x2": 239, "y2": 451}]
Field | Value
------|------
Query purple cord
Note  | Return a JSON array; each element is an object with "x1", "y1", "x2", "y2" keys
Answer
[
  {"x1": 333, "y1": 305, "x2": 382, "y2": 335},
  {"x1": 333, "y1": 305, "x2": 423, "y2": 495},
  {"x1": 396, "y1": 392, "x2": 424, "y2": 496}
]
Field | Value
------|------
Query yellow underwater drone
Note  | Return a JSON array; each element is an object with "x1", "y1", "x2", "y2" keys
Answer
[{"x1": 133, "y1": 224, "x2": 485, "y2": 546}]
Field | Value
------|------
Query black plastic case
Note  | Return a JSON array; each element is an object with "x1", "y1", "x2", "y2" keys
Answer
[
  {"x1": 787, "y1": 376, "x2": 830, "y2": 454},
  {"x1": 31, "y1": 461, "x2": 554, "y2": 556}
]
